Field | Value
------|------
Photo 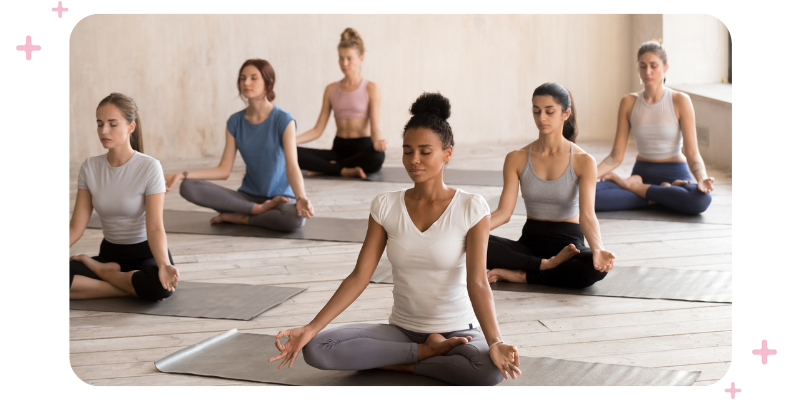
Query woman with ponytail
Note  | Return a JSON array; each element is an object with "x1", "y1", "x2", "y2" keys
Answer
[
  {"x1": 486, "y1": 83, "x2": 615, "y2": 288},
  {"x1": 295, "y1": 27, "x2": 386, "y2": 178},
  {"x1": 268, "y1": 93, "x2": 520, "y2": 386},
  {"x1": 165, "y1": 59, "x2": 314, "y2": 232},
  {"x1": 595, "y1": 41, "x2": 714, "y2": 214},
  {"x1": 69, "y1": 93, "x2": 179, "y2": 301}
]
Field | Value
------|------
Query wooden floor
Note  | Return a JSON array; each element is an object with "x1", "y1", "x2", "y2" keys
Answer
[{"x1": 69, "y1": 141, "x2": 733, "y2": 386}]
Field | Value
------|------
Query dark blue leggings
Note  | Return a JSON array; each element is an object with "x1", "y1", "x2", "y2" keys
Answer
[{"x1": 595, "y1": 161, "x2": 711, "y2": 214}]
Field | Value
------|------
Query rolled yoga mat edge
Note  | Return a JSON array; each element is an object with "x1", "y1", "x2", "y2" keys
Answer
[{"x1": 155, "y1": 329, "x2": 701, "y2": 386}]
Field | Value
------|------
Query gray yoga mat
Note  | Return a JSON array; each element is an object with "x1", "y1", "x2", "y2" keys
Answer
[
  {"x1": 87, "y1": 211, "x2": 368, "y2": 243},
  {"x1": 155, "y1": 329, "x2": 700, "y2": 386},
  {"x1": 371, "y1": 262, "x2": 731, "y2": 303},
  {"x1": 70, "y1": 281, "x2": 305, "y2": 320},
  {"x1": 487, "y1": 196, "x2": 732, "y2": 225},
  {"x1": 361, "y1": 167, "x2": 503, "y2": 186}
]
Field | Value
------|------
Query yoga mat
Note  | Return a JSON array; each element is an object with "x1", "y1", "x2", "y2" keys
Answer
[
  {"x1": 155, "y1": 329, "x2": 700, "y2": 386},
  {"x1": 361, "y1": 167, "x2": 503, "y2": 186},
  {"x1": 487, "y1": 196, "x2": 732, "y2": 225},
  {"x1": 87, "y1": 211, "x2": 368, "y2": 243},
  {"x1": 372, "y1": 262, "x2": 731, "y2": 303},
  {"x1": 70, "y1": 281, "x2": 305, "y2": 320},
  {"x1": 491, "y1": 266, "x2": 731, "y2": 303}
]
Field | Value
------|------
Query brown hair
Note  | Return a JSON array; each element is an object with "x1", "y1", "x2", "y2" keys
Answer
[
  {"x1": 532, "y1": 83, "x2": 578, "y2": 142},
  {"x1": 338, "y1": 27, "x2": 365, "y2": 55},
  {"x1": 238, "y1": 59, "x2": 276, "y2": 102},
  {"x1": 637, "y1": 40, "x2": 668, "y2": 65},
  {"x1": 97, "y1": 93, "x2": 144, "y2": 153}
]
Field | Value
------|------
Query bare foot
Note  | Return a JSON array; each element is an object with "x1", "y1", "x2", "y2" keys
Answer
[
  {"x1": 252, "y1": 196, "x2": 289, "y2": 214},
  {"x1": 77, "y1": 256, "x2": 121, "y2": 276},
  {"x1": 210, "y1": 213, "x2": 249, "y2": 225},
  {"x1": 622, "y1": 175, "x2": 644, "y2": 190},
  {"x1": 671, "y1": 179, "x2": 690, "y2": 186},
  {"x1": 540, "y1": 243, "x2": 581, "y2": 270},
  {"x1": 603, "y1": 172, "x2": 626, "y2": 188},
  {"x1": 341, "y1": 166, "x2": 367, "y2": 179},
  {"x1": 487, "y1": 268, "x2": 527, "y2": 283},
  {"x1": 417, "y1": 333, "x2": 472, "y2": 361}
]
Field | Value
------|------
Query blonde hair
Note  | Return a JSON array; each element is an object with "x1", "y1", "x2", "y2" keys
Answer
[{"x1": 338, "y1": 27, "x2": 364, "y2": 55}]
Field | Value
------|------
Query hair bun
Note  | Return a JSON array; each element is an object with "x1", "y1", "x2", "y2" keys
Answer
[
  {"x1": 409, "y1": 92, "x2": 451, "y2": 120},
  {"x1": 341, "y1": 27, "x2": 361, "y2": 41}
]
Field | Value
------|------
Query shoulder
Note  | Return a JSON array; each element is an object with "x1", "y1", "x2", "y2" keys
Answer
[
  {"x1": 621, "y1": 93, "x2": 638, "y2": 108},
  {"x1": 571, "y1": 146, "x2": 596, "y2": 176},
  {"x1": 133, "y1": 152, "x2": 164, "y2": 173},
  {"x1": 670, "y1": 89, "x2": 693, "y2": 108},
  {"x1": 324, "y1": 82, "x2": 337, "y2": 95},
  {"x1": 504, "y1": 146, "x2": 529, "y2": 167},
  {"x1": 227, "y1": 109, "x2": 246, "y2": 122},
  {"x1": 272, "y1": 106, "x2": 295, "y2": 129},
  {"x1": 366, "y1": 80, "x2": 380, "y2": 94},
  {"x1": 226, "y1": 109, "x2": 246, "y2": 129}
]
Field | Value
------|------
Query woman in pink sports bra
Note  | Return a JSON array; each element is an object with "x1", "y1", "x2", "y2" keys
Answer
[{"x1": 296, "y1": 27, "x2": 386, "y2": 179}]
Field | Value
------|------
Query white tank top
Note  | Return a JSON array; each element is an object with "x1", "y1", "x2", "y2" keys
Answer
[
  {"x1": 630, "y1": 88, "x2": 684, "y2": 160},
  {"x1": 370, "y1": 189, "x2": 490, "y2": 333}
]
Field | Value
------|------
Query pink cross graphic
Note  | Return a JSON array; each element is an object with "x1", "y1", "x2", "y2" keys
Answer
[
  {"x1": 16, "y1": 36, "x2": 41, "y2": 61},
  {"x1": 725, "y1": 382, "x2": 741, "y2": 399},
  {"x1": 752, "y1": 339, "x2": 777, "y2": 364},
  {"x1": 52, "y1": 1, "x2": 68, "y2": 18}
]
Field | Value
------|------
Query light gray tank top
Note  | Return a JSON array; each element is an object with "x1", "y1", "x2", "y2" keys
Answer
[
  {"x1": 519, "y1": 142, "x2": 580, "y2": 220},
  {"x1": 630, "y1": 88, "x2": 683, "y2": 160}
]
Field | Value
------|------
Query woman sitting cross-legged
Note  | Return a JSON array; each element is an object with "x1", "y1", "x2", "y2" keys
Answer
[{"x1": 268, "y1": 93, "x2": 520, "y2": 386}]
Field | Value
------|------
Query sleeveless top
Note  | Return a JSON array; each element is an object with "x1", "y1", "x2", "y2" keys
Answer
[
  {"x1": 630, "y1": 88, "x2": 683, "y2": 160},
  {"x1": 226, "y1": 106, "x2": 296, "y2": 199},
  {"x1": 330, "y1": 78, "x2": 369, "y2": 119},
  {"x1": 520, "y1": 142, "x2": 580, "y2": 220},
  {"x1": 370, "y1": 189, "x2": 490, "y2": 333}
]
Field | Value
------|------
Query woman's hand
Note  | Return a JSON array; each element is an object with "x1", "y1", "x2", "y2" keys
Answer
[
  {"x1": 158, "y1": 264, "x2": 180, "y2": 291},
  {"x1": 269, "y1": 326, "x2": 317, "y2": 369},
  {"x1": 489, "y1": 342, "x2": 522, "y2": 380},
  {"x1": 296, "y1": 198, "x2": 315, "y2": 218},
  {"x1": 164, "y1": 173, "x2": 184, "y2": 193},
  {"x1": 592, "y1": 249, "x2": 615, "y2": 272},
  {"x1": 697, "y1": 177, "x2": 715, "y2": 193},
  {"x1": 373, "y1": 139, "x2": 387, "y2": 152}
]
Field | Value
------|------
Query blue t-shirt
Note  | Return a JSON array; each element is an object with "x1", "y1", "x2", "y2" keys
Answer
[{"x1": 227, "y1": 106, "x2": 296, "y2": 198}]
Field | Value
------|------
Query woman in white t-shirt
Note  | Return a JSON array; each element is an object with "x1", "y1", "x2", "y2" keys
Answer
[
  {"x1": 268, "y1": 93, "x2": 520, "y2": 386},
  {"x1": 69, "y1": 93, "x2": 179, "y2": 301}
]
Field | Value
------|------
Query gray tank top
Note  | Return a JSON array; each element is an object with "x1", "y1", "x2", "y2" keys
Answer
[{"x1": 519, "y1": 142, "x2": 580, "y2": 220}]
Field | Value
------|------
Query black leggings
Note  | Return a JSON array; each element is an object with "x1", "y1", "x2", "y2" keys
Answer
[
  {"x1": 69, "y1": 239, "x2": 175, "y2": 301},
  {"x1": 297, "y1": 136, "x2": 385, "y2": 175},
  {"x1": 487, "y1": 219, "x2": 607, "y2": 289}
]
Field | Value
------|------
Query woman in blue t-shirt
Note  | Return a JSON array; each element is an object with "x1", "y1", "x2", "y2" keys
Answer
[{"x1": 165, "y1": 59, "x2": 314, "y2": 232}]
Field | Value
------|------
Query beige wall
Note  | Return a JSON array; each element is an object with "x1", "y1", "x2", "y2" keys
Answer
[
  {"x1": 663, "y1": 14, "x2": 730, "y2": 86},
  {"x1": 70, "y1": 14, "x2": 637, "y2": 163}
]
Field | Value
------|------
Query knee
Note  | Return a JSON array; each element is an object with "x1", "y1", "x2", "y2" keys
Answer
[
  {"x1": 301, "y1": 335, "x2": 334, "y2": 370},
  {"x1": 452, "y1": 344, "x2": 505, "y2": 386},
  {"x1": 131, "y1": 270, "x2": 174, "y2": 302},
  {"x1": 685, "y1": 192, "x2": 712, "y2": 214},
  {"x1": 178, "y1": 179, "x2": 201, "y2": 201}
]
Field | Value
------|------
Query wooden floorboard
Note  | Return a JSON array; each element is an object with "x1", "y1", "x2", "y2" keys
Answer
[{"x1": 69, "y1": 141, "x2": 732, "y2": 386}]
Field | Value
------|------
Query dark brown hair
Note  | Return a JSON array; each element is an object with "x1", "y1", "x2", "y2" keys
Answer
[
  {"x1": 238, "y1": 59, "x2": 276, "y2": 102},
  {"x1": 532, "y1": 83, "x2": 578, "y2": 142},
  {"x1": 638, "y1": 40, "x2": 668, "y2": 65},
  {"x1": 97, "y1": 93, "x2": 144, "y2": 153},
  {"x1": 338, "y1": 27, "x2": 365, "y2": 55}
]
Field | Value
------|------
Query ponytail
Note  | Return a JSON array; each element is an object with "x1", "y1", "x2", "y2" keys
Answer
[
  {"x1": 532, "y1": 82, "x2": 578, "y2": 142},
  {"x1": 130, "y1": 111, "x2": 144, "y2": 153},
  {"x1": 97, "y1": 92, "x2": 146, "y2": 153}
]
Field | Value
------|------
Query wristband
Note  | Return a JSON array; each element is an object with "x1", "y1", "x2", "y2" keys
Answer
[
  {"x1": 182, "y1": 171, "x2": 189, "y2": 179},
  {"x1": 489, "y1": 340, "x2": 504, "y2": 350}
]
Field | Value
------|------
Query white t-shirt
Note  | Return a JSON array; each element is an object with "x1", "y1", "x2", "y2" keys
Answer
[
  {"x1": 77, "y1": 152, "x2": 166, "y2": 245},
  {"x1": 370, "y1": 188, "x2": 491, "y2": 333}
]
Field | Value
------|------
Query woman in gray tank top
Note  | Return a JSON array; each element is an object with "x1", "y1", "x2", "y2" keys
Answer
[
  {"x1": 486, "y1": 83, "x2": 615, "y2": 288},
  {"x1": 595, "y1": 41, "x2": 715, "y2": 214}
]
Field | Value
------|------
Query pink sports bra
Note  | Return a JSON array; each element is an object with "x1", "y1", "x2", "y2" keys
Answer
[{"x1": 330, "y1": 78, "x2": 370, "y2": 120}]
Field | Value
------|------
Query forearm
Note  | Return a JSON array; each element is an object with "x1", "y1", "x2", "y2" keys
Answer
[
  {"x1": 307, "y1": 273, "x2": 369, "y2": 333},
  {"x1": 296, "y1": 129, "x2": 321, "y2": 145},
  {"x1": 686, "y1": 153, "x2": 709, "y2": 182},
  {"x1": 286, "y1": 164, "x2": 307, "y2": 199},
  {"x1": 182, "y1": 166, "x2": 231, "y2": 181},
  {"x1": 579, "y1": 212, "x2": 605, "y2": 252},
  {"x1": 467, "y1": 283, "x2": 503, "y2": 345},
  {"x1": 146, "y1": 228, "x2": 172, "y2": 267},
  {"x1": 370, "y1": 128, "x2": 383, "y2": 143},
  {"x1": 489, "y1": 210, "x2": 510, "y2": 230},
  {"x1": 596, "y1": 154, "x2": 621, "y2": 177},
  {"x1": 69, "y1": 226, "x2": 84, "y2": 248}
]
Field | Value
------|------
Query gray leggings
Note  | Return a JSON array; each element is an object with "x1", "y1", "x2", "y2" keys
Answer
[
  {"x1": 302, "y1": 323, "x2": 504, "y2": 386},
  {"x1": 179, "y1": 179, "x2": 305, "y2": 232}
]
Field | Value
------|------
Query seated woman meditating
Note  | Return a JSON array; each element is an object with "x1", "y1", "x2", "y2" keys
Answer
[
  {"x1": 69, "y1": 93, "x2": 179, "y2": 301},
  {"x1": 595, "y1": 41, "x2": 714, "y2": 214},
  {"x1": 268, "y1": 93, "x2": 521, "y2": 386},
  {"x1": 164, "y1": 59, "x2": 314, "y2": 232},
  {"x1": 295, "y1": 27, "x2": 386, "y2": 178},
  {"x1": 486, "y1": 83, "x2": 615, "y2": 288}
]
